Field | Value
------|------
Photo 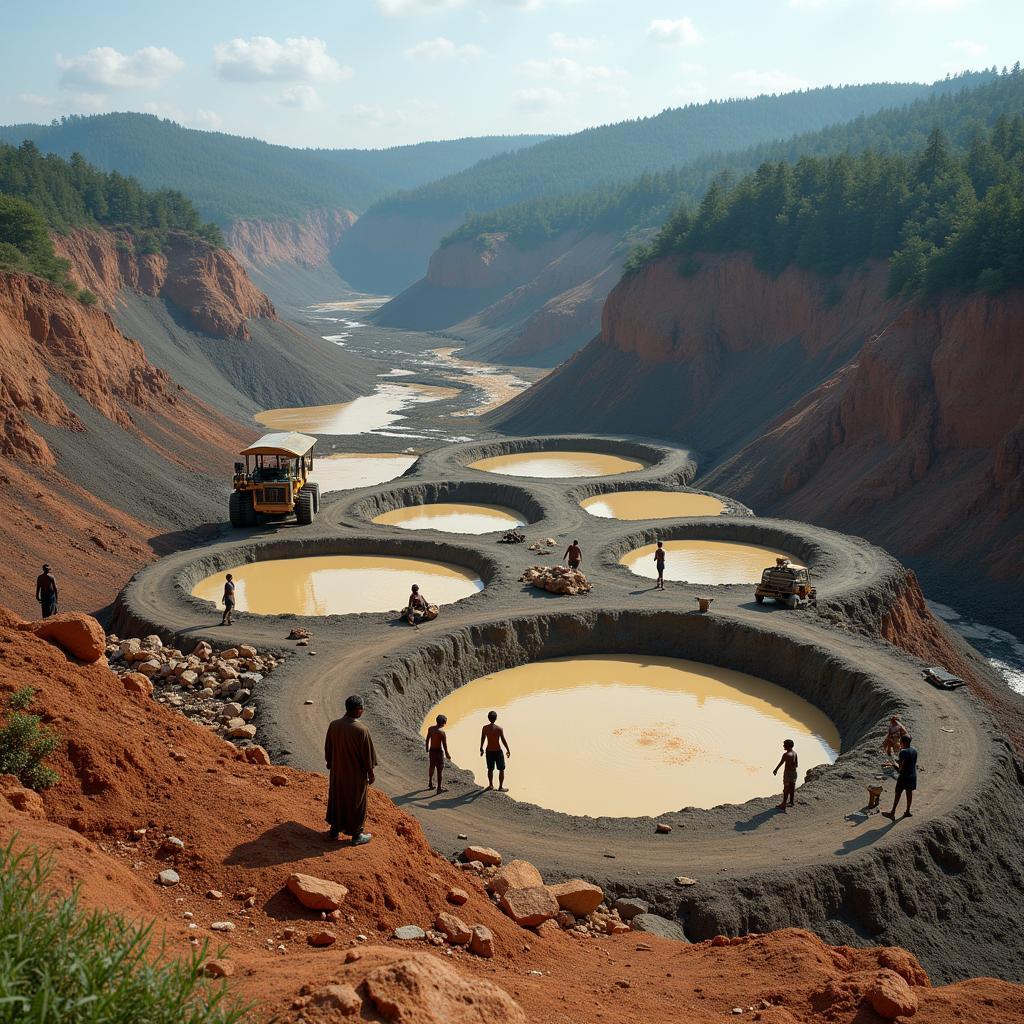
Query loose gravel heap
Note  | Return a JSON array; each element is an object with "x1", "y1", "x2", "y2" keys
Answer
[
  {"x1": 105, "y1": 632, "x2": 281, "y2": 755},
  {"x1": 520, "y1": 565, "x2": 593, "y2": 595}
]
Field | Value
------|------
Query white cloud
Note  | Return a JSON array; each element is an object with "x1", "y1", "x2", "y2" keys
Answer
[
  {"x1": 18, "y1": 92, "x2": 54, "y2": 108},
  {"x1": 405, "y1": 36, "x2": 484, "y2": 58},
  {"x1": 950, "y1": 38, "x2": 985, "y2": 58},
  {"x1": 57, "y1": 46, "x2": 183, "y2": 90},
  {"x1": 280, "y1": 84, "x2": 321, "y2": 110},
  {"x1": 548, "y1": 32, "x2": 596, "y2": 52},
  {"x1": 515, "y1": 86, "x2": 566, "y2": 110},
  {"x1": 214, "y1": 36, "x2": 352, "y2": 82},
  {"x1": 675, "y1": 81, "x2": 708, "y2": 99},
  {"x1": 647, "y1": 18, "x2": 703, "y2": 46},
  {"x1": 730, "y1": 69, "x2": 811, "y2": 95},
  {"x1": 376, "y1": 0, "x2": 463, "y2": 12},
  {"x1": 67, "y1": 93, "x2": 111, "y2": 113},
  {"x1": 193, "y1": 108, "x2": 223, "y2": 129},
  {"x1": 352, "y1": 102, "x2": 407, "y2": 127},
  {"x1": 679, "y1": 62, "x2": 704, "y2": 74},
  {"x1": 142, "y1": 100, "x2": 186, "y2": 121},
  {"x1": 519, "y1": 56, "x2": 626, "y2": 84},
  {"x1": 893, "y1": 0, "x2": 970, "y2": 9}
]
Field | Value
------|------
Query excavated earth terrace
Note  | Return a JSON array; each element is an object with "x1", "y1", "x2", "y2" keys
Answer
[{"x1": 113, "y1": 434, "x2": 1024, "y2": 985}]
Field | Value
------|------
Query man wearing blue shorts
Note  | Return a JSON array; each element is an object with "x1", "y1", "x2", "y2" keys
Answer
[
  {"x1": 480, "y1": 710, "x2": 511, "y2": 792},
  {"x1": 882, "y1": 734, "x2": 918, "y2": 820}
]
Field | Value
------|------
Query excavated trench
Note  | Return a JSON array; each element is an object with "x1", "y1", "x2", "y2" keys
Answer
[{"x1": 112, "y1": 434, "x2": 1024, "y2": 984}]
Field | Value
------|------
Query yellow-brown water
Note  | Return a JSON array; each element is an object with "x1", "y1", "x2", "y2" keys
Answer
[
  {"x1": 256, "y1": 383, "x2": 460, "y2": 435},
  {"x1": 192, "y1": 555, "x2": 483, "y2": 616},
  {"x1": 582, "y1": 491, "x2": 726, "y2": 520},
  {"x1": 423, "y1": 655, "x2": 839, "y2": 817},
  {"x1": 468, "y1": 451, "x2": 646, "y2": 478},
  {"x1": 373, "y1": 503, "x2": 524, "y2": 534},
  {"x1": 311, "y1": 453, "x2": 418, "y2": 493},
  {"x1": 621, "y1": 540, "x2": 802, "y2": 585}
]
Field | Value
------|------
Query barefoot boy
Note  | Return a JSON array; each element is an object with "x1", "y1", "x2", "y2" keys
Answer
[
  {"x1": 773, "y1": 739, "x2": 798, "y2": 811},
  {"x1": 425, "y1": 714, "x2": 451, "y2": 794}
]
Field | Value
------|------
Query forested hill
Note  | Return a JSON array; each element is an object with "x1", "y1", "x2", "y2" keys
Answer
[
  {"x1": 364, "y1": 79, "x2": 978, "y2": 225},
  {"x1": 0, "y1": 139, "x2": 221, "y2": 300},
  {"x1": 0, "y1": 113, "x2": 548, "y2": 222},
  {"x1": 445, "y1": 68, "x2": 1020, "y2": 250}
]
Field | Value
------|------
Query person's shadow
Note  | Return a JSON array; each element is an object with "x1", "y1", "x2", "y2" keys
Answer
[
  {"x1": 835, "y1": 819, "x2": 896, "y2": 856},
  {"x1": 393, "y1": 785, "x2": 487, "y2": 810},
  {"x1": 734, "y1": 807, "x2": 783, "y2": 832},
  {"x1": 225, "y1": 820, "x2": 333, "y2": 869}
]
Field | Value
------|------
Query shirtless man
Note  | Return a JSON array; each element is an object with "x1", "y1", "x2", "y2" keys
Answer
[
  {"x1": 221, "y1": 573, "x2": 236, "y2": 626},
  {"x1": 425, "y1": 714, "x2": 451, "y2": 794},
  {"x1": 654, "y1": 541, "x2": 666, "y2": 590},
  {"x1": 773, "y1": 738, "x2": 798, "y2": 811},
  {"x1": 564, "y1": 539, "x2": 583, "y2": 570},
  {"x1": 479, "y1": 710, "x2": 511, "y2": 792},
  {"x1": 406, "y1": 584, "x2": 430, "y2": 628},
  {"x1": 881, "y1": 716, "x2": 907, "y2": 759}
]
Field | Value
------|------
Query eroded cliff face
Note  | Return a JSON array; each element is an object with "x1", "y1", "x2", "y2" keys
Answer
[
  {"x1": 53, "y1": 228, "x2": 276, "y2": 339},
  {"x1": 226, "y1": 208, "x2": 357, "y2": 269}
]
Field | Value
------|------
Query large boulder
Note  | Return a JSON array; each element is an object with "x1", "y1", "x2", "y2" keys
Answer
[
  {"x1": 489, "y1": 859, "x2": 543, "y2": 897},
  {"x1": 286, "y1": 872, "x2": 349, "y2": 911},
  {"x1": 363, "y1": 953, "x2": 525, "y2": 1023},
  {"x1": 434, "y1": 912, "x2": 472, "y2": 946},
  {"x1": 463, "y1": 845, "x2": 501, "y2": 866},
  {"x1": 21, "y1": 613, "x2": 105, "y2": 662},
  {"x1": 498, "y1": 886, "x2": 559, "y2": 928},
  {"x1": 547, "y1": 880, "x2": 603, "y2": 917},
  {"x1": 469, "y1": 925, "x2": 494, "y2": 958},
  {"x1": 612, "y1": 897, "x2": 649, "y2": 922},
  {"x1": 631, "y1": 913, "x2": 689, "y2": 942},
  {"x1": 868, "y1": 969, "x2": 919, "y2": 1019}
]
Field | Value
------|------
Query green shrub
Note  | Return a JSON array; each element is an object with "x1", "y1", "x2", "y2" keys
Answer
[
  {"x1": 78, "y1": 288, "x2": 99, "y2": 306},
  {"x1": 0, "y1": 687, "x2": 59, "y2": 791},
  {"x1": 0, "y1": 840, "x2": 248, "y2": 1024}
]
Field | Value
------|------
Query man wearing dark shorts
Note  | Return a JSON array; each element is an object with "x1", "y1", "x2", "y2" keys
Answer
[
  {"x1": 654, "y1": 541, "x2": 666, "y2": 590},
  {"x1": 480, "y1": 710, "x2": 511, "y2": 792},
  {"x1": 883, "y1": 734, "x2": 917, "y2": 819},
  {"x1": 425, "y1": 714, "x2": 451, "y2": 794},
  {"x1": 564, "y1": 540, "x2": 583, "y2": 571},
  {"x1": 36, "y1": 564, "x2": 58, "y2": 618},
  {"x1": 221, "y1": 573, "x2": 236, "y2": 626}
]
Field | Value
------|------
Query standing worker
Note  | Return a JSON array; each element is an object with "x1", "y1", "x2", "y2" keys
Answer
[
  {"x1": 35, "y1": 564, "x2": 58, "y2": 618},
  {"x1": 425, "y1": 713, "x2": 451, "y2": 794},
  {"x1": 773, "y1": 738, "x2": 798, "y2": 811},
  {"x1": 221, "y1": 573, "x2": 236, "y2": 626},
  {"x1": 325, "y1": 694, "x2": 377, "y2": 845},
  {"x1": 654, "y1": 541, "x2": 666, "y2": 590},
  {"x1": 882, "y1": 735, "x2": 918, "y2": 820},
  {"x1": 480, "y1": 710, "x2": 511, "y2": 792},
  {"x1": 564, "y1": 539, "x2": 583, "y2": 571}
]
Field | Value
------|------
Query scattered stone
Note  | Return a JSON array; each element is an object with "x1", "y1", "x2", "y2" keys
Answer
[
  {"x1": 122, "y1": 673, "x2": 153, "y2": 697},
  {"x1": 655, "y1": 823, "x2": 673, "y2": 834},
  {"x1": 227, "y1": 723, "x2": 257, "y2": 740},
  {"x1": 868, "y1": 969, "x2": 920, "y2": 1019},
  {"x1": 489, "y1": 859, "x2": 543, "y2": 897},
  {"x1": 204, "y1": 959, "x2": 234, "y2": 978},
  {"x1": 161, "y1": 836, "x2": 185, "y2": 853},
  {"x1": 556, "y1": 910, "x2": 576, "y2": 929},
  {"x1": 435, "y1": 912, "x2": 472, "y2": 945},
  {"x1": 287, "y1": 873, "x2": 349, "y2": 912},
  {"x1": 547, "y1": 880, "x2": 604, "y2": 917},
  {"x1": 157, "y1": 869, "x2": 180, "y2": 887},
  {"x1": 535, "y1": 919, "x2": 561, "y2": 938},
  {"x1": 21, "y1": 612, "x2": 106, "y2": 662},
  {"x1": 447, "y1": 887, "x2": 470, "y2": 906},
  {"x1": 244, "y1": 745, "x2": 271, "y2": 766},
  {"x1": 287, "y1": 628, "x2": 312, "y2": 639},
  {"x1": 192, "y1": 641, "x2": 212, "y2": 659},
  {"x1": 393, "y1": 925, "x2": 427, "y2": 941},
  {"x1": 270, "y1": 773, "x2": 289, "y2": 787},
  {"x1": 635, "y1": 942, "x2": 653, "y2": 951},
  {"x1": 206, "y1": 889, "x2": 224, "y2": 900},
  {"x1": 463, "y1": 845, "x2": 501, "y2": 866},
  {"x1": 307, "y1": 930, "x2": 337, "y2": 947},
  {"x1": 606, "y1": 920, "x2": 631, "y2": 935},
  {"x1": 310, "y1": 984, "x2": 360, "y2": 1015},
  {"x1": 519, "y1": 565, "x2": 592, "y2": 595},
  {"x1": 457, "y1": 833, "x2": 468, "y2": 840},
  {"x1": 612, "y1": 898, "x2": 650, "y2": 922},
  {"x1": 469, "y1": 924, "x2": 495, "y2": 958},
  {"x1": 499, "y1": 886, "x2": 559, "y2": 928},
  {"x1": 211, "y1": 921, "x2": 235, "y2": 932},
  {"x1": 675, "y1": 876, "x2": 697, "y2": 887},
  {"x1": 631, "y1": 914, "x2": 689, "y2": 942}
]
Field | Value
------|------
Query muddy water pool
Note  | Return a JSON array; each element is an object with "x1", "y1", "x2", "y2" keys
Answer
[
  {"x1": 469, "y1": 451, "x2": 646, "y2": 478},
  {"x1": 310, "y1": 453, "x2": 418, "y2": 493},
  {"x1": 622, "y1": 540, "x2": 802, "y2": 586},
  {"x1": 582, "y1": 491, "x2": 725, "y2": 520},
  {"x1": 373, "y1": 503, "x2": 524, "y2": 534}
]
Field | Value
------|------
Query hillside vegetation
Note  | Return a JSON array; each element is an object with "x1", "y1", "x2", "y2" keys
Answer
[{"x1": 0, "y1": 113, "x2": 547, "y2": 222}]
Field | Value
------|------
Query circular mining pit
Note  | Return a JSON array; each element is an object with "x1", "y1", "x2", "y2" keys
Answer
[
  {"x1": 310, "y1": 452, "x2": 419, "y2": 494},
  {"x1": 620, "y1": 539, "x2": 803, "y2": 586}
]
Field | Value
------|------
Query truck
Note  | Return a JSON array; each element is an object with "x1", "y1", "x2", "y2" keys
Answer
[
  {"x1": 229, "y1": 432, "x2": 320, "y2": 528},
  {"x1": 754, "y1": 558, "x2": 816, "y2": 609}
]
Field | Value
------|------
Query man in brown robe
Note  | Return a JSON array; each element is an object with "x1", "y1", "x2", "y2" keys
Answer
[{"x1": 325, "y1": 694, "x2": 378, "y2": 845}]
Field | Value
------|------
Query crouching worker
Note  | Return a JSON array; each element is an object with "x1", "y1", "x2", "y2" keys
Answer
[{"x1": 405, "y1": 583, "x2": 436, "y2": 628}]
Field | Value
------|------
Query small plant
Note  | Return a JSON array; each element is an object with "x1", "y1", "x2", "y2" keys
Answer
[
  {"x1": 0, "y1": 687, "x2": 59, "y2": 791},
  {"x1": 78, "y1": 288, "x2": 99, "y2": 306},
  {"x1": 0, "y1": 840, "x2": 249, "y2": 1023}
]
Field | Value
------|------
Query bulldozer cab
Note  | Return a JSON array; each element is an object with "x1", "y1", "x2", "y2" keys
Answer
[{"x1": 230, "y1": 432, "x2": 320, "y2": 528}]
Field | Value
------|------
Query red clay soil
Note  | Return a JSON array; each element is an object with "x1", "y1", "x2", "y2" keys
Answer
[
  {"x1": 54, "y1": 227, "x2": 276, "y2": 339},
  {"x1": 2, "y1": 611, "x2": 1022, "y2": 1023}
]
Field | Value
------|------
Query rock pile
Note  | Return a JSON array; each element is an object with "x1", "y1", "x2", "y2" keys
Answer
[
  {"x1": 105, "y1": 632, "x2": 280, "y2": 752},
  {"x1": 498, "y1": 530, "x2": 526, "y2": 544},
  {"x1": 520, "y1": 565, "x2": 592, "y2": 595}
]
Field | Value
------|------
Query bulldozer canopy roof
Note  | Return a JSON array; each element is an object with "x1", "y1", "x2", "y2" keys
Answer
[{"x1": 241, "y1": 432, "x2": 316, "y2": 458}]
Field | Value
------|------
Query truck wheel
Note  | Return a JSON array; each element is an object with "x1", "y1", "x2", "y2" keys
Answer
[
  {"x1": 754, "y1": 594, "x2": 764, "y2": 604},
  {"x1": 295, "y1": 489, "x2": 315, "y2": 526},
  {"x1": 785, "y1": 594, "x2": 799, "y2": 610},
  {"x1": 229, "y1": 491, "x2": 254, "y2": 528},
  {"x1": 306, "y1": 481, "x2": 321, "y2": 514}
]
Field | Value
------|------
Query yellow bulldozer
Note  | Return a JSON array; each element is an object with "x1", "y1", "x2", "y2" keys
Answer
[{"x1": 229, "y1": 432, "x2": 320, "y2": 528}]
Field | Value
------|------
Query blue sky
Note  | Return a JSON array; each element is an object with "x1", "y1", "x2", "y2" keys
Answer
[{"x1": 1, "y1": 0, "x2": 1020, "y2": 148}]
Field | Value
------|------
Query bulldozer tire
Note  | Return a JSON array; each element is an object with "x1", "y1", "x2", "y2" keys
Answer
[
  {"x1": 306, "y1": 481, "x2": 321, "y2": 514},
  {"x1": 295, "y1": 489, "x2": 315, "y2": 526},
  {"x1": 785, "y1": 594, "x2": 800, "y2": 610},
  {"x1": 229, "y1": 491, "x2": 255, "y2": 529},
  {"x1": 754, "y1": 594, "x2": 765, "y2": 604}
]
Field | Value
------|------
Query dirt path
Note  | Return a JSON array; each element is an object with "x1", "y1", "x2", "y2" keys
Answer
[{"x1": 113, "y1": 435, "x2": 1024, "y2": 983}]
